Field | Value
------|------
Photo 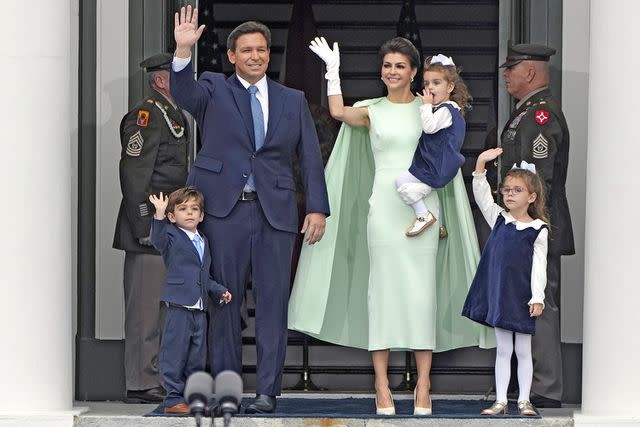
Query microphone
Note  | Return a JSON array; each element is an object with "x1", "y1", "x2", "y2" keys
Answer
[
  {"x1": 184, "y1": 371, "x2": 214, "y2": 427},
  {"x1": 215, "y1": 370, "x2": 243, "y2": 426}
]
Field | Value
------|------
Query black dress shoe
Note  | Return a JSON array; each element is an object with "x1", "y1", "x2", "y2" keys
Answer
[
  {"x1": 245, "y1": 394, "x2": 276, "y2": 414},
  {"x1": 530, "y1": 394, "x2": 561, "y2": 408},
  {"x1": 124, "y1": 386, "x2": 166, "y2": 404}
]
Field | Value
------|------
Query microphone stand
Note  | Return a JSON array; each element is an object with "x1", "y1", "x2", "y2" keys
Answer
[
  {"x1": 220, "y1": 401, "x2": 237, "y2": 427},
  {"x1": 190, "y1": 400, "x2": 206, "y2": 427}
]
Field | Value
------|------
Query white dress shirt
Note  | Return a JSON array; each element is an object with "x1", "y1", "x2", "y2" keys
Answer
[{"x1": 178, "y1": 227, "x2": 204, "y2": 310}]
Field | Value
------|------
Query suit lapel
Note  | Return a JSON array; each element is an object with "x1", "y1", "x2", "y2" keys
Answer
[
  {"x1": 228, "y1": 74, "x2": 255, "y2": 148},
  {"x1": 175, "y1": 226, "x2": 201, "y2": 262},
  {"x1": 265, "y1": 79, "x2": 285, "y2": 145},
  {"x1": 202, "y1": 234, "x2": 211, "y2": 265}
]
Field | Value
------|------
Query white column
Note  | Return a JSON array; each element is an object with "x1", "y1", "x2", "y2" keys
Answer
[
  {"x1": 574, "y1": 0, "x2": 640, "y2": 425},
  {"x1": 0, "y1": 0, "x2": 76, "y2": 425}
]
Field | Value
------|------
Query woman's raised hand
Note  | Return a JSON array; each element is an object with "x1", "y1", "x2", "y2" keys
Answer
[
  {"x1": 309, "y1": 37, "x2": 342, "y2": 97},
  {"x1": 174, "y1": 5, "x2": 205, "y2": 54},
  {"x1": 309, "y1": 37, "x2": 340, "y2": 73}
]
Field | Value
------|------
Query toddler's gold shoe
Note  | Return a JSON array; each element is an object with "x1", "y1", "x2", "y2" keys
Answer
[
  {"x1": 481, "y1": 400, "x2": 509, "y2": 415},
  {"x1": 518, "y1": 400, "x2": 538, "y2": 416}
]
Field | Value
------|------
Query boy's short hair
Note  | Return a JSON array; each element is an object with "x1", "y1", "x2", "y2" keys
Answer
[{"x1": 166, "y1": 187, "x2": 204, "y2": 214}]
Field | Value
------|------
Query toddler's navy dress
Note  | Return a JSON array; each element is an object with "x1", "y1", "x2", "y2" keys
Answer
[
  {"x1": 462, "y1": 213, "x2": 548, "y2": 335},
  {"x1": 409, "y1": 102, "x2": 466, "y2": 188}
]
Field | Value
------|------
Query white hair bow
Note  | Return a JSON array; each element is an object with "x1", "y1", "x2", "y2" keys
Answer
[
  {"x1": 430, "y1": 54, "x2": 455, "y2": 66},
  {"x1": 511, "y1": 160, "x2": 537, "y2": 174}
]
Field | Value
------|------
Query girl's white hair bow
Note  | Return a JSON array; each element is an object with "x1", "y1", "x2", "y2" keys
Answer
[
  {"x1": 511, "y1": 160, "x2": 537, "y2": 174},
  {"x1": 430, "y1": 54, "x2": 455, "y2": 66}
]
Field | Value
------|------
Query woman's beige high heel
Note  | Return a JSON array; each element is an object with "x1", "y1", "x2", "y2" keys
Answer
[
  {"x1": 413, "y1": 387, "x2": 433, "y2": 415},
  {"x1": 375, "y1": 388, "x2": 396, "y2": 415}
]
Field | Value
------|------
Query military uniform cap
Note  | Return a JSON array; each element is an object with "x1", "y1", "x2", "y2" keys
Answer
[
  {"x1": 140, "y1": 53, "x2": 173, "y2": 72},
  {"x1": 499, "y1": 43, "x2": 556, "y2": 68}
]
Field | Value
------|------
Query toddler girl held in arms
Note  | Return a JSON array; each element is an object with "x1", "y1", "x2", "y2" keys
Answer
[{"x1": 396, "y1": 54, "x2": 472, "y2": 236}]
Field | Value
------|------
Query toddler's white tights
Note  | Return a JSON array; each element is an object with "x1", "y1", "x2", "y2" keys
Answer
[
  {"x1": 494, "y1": 327, "x2": 533, "y2": 403},
  {"x1": 395, "y1": 171, "x2": 430, "y2": 216}
]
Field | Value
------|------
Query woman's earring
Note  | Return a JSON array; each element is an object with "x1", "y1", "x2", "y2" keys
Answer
[{"x1": 411, "y1": 76, "x2": 414, "y2": 82}]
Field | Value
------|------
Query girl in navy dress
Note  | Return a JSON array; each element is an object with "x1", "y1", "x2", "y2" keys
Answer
[
  {"x1": 462, "y1": 148, "x2": 549, "y2": 416},
  {"x1": 395, "y1": 54, "x2": 472, "y2": 236}
]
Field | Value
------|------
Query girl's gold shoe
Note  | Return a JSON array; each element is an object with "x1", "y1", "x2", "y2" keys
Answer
[
  {"x1": 481, "y1": 400, "x2": 509, "y2": 415},
  {"x1": 518, "y1": 400, "x2": 538, "y2": 416}
]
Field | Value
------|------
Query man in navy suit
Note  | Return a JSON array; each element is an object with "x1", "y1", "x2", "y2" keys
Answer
[
  {"x1": 149, "y1": 187, "x2": 232, "y2": 414},
  {"x1": 170, "y1": 6, "x2": 330, "y2": 413}
]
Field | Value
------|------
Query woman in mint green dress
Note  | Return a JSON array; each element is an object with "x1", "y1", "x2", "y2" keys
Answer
[{"x1": 288, "y1": 37, "x2": 494, "y2": 415}]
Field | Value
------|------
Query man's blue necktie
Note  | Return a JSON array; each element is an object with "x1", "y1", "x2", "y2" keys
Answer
[
  {"x1": 247, "y1": 85, "x2": 265, "y2": 189},
  {"x1": 192, "y1": 234, "x2": 204, "y2": 262}
]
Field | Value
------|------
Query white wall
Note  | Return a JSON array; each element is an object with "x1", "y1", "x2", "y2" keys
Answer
[
  {"x1": 561, "y1": 0, "x2": 590, "y2": 343},
  {"x1": 96, "y1": 0, "x2": 128, "y2": 339}
]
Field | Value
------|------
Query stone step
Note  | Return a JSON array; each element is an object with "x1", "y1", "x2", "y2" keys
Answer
[{"x1": 75, "y1": 395, "x2": 576, "y2": 427}]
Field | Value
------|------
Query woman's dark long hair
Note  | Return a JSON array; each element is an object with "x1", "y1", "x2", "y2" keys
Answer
[{"x1": 378, "y1": 37, "x2": 421, "y2": 92}]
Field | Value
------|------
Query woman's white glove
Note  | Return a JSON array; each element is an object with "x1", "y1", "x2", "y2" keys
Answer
[{"x1": 309, "y1": 37, "x2": 342, "y2": 96}]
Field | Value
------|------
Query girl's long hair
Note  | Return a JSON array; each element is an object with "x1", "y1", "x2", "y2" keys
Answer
[
  {"x1": 503, "y1": 168, "x2": 550, "y2": 225},
  {"x1": 423, "y1": 58, "x2": 472, "y2": 116}
]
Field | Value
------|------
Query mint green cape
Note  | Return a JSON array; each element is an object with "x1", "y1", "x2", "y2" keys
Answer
[{"x1": 288, "y1": 99, "x2": 495, "y2": 352}]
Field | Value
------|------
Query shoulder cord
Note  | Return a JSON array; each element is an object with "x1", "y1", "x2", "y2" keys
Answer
[{"x1": 154, "y1": 101, "x2": 184, "y2": 138}]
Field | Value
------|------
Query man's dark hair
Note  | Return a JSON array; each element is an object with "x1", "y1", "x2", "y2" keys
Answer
[{"x1": 227, "y1": 21, "x2": 271, "y2": 51}]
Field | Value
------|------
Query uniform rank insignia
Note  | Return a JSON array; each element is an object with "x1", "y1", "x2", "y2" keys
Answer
[
  {"x1": 532, "y1": 133, "x2": 549, "y2": 159},
  {"x1": 126, "y1": 130, "x2": 144, "y2": 157},
  {"x1": 138, "y1": 203, "x2": 149, "y2": 217},
  {"x1": 136, "y1": 110, "x2": 149, "y2": 127},
  {"x1": 535, "y1": 109, "x2": 549, "y2": 125}
]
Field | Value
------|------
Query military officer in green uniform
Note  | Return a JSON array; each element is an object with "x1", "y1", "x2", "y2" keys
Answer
[
  {"x1": 113, "y1": 53, "x2": 190, "y2": 403},
  {"x1": 498, "y1": 44, "x2": 574, "y2": 408}
]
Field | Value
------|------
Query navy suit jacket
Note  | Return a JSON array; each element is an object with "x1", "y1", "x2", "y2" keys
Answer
[
  {"x1": 170, "y1": 63, "x2": 330, "y2": 233},
  {"x1": 150, "y1": 218, "x2": 227, "y2": 308}
]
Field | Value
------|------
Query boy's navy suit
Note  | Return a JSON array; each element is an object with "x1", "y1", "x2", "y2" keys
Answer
[
  {"x1": 170, "y1": 63, "x2": 330, "y2": 396},
  {"x1": 151, "y1": 218, "x2": 226, "y2": 407}
]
